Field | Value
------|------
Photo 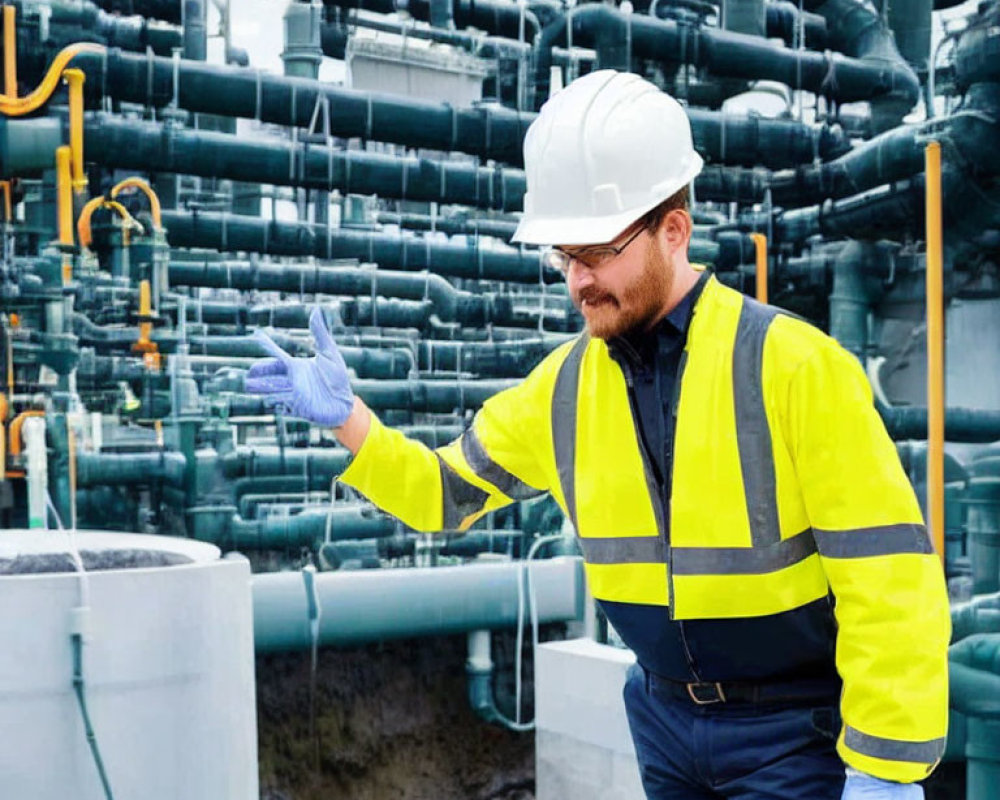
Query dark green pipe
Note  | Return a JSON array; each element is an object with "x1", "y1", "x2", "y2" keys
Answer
[
  {"x1": 954, "y1": 8, "x2": 1000, "y2": 91},
  {"x1": 76, "y1": 452, "x2": 187, "y2": 487},
  {"x1": 227, "y1": 507, "x2": 398, "y2": 550},
  {"x1": 41, "y1": 0, "x2": 182, "y2": 55},
  {"x1": 533, "y1": 5, "x2": 918, "y2": 111},
  {"x1": 167, "y1": 262, "x2": 536, "y2": 325},
  {"x1": 56, "y1": 49, "x2": 849, "y2": 168},
  {"x1": 159, "y1": 210, "x2": 551, "y2": 284},
  {"x1": 227, "y1": 378, "x2": 514, "y2": 416},
  {"x1": 877, "y1": 404, "x2": 1000, "y2": 444},
  {"x1": 83, "y1": 114, "x2": 526, "y2": 212},
  {"x1": 92, "y1": 0, "x2": 181, "y2": 23}
]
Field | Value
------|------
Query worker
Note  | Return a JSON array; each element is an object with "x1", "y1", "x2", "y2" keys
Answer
[{"x1": 247, "y1": 70, "x2": 950, "y2": 800}]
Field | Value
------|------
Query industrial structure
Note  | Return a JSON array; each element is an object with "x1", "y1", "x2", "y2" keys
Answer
[{"x1": 0, "y1": 0, "x2": 998, "y2": 797}]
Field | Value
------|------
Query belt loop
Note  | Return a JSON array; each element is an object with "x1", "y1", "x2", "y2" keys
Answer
[{"x1": 643, "y1": 665, "x2": 651, "y2": 695}]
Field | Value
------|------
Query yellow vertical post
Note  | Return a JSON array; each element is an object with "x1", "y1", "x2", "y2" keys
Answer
[
  {"x1": 62, "y1": 68, "x2": 86, "y2": 193},
  {"x1": 56, "y1": 145, "x2": 73, "y2": 284},
  {"x1": 750, "y1": 233, "x2": 768, "y2": 304},
  {"x1": 925, "y1": 141, "x2": 945, "y2": 563},
  {"x1": 3, "y1": 5, "x2": 17, "y2": 99}
]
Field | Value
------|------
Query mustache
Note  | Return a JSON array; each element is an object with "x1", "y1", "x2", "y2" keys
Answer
[{"x1": 576, "y1": 287, "x2": 618, "y2": 306}]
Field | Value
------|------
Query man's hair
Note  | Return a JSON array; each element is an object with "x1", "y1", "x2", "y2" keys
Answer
[{"x1": 639, "y1": 185, "x2": 690, "y2": 232}]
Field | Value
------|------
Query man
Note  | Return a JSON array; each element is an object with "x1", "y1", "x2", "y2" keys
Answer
[{"x1": 247, "y1": 71, "x2": 950, "y2": 799}]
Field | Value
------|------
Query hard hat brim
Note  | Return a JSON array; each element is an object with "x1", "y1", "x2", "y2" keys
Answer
[{"x1": 510, "y1": 197, "x2": 666, "y2": 247}]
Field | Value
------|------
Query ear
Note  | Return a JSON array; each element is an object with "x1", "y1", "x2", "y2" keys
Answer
[{"x1": 658, "y1": 208, "x2": 692, "y2": 255}]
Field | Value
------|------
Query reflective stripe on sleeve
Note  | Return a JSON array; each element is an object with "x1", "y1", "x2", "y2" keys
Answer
[
  {"x1": 437, "y1": 454, "x2": 490, "y2": 530},
  {"x1": 671, "y1": 528, "x2": 817, "y2": 575},
  {"x1": 577, "y1": 535, "x2": 666, "y2": 565},
  {"x1": 813, "y1": 524, "x2": 934, "y2": 557},
  {"x1": 844, "y1": 726, "x2": 945, "y2": 765},
  {"x1": 733, "y1": 297, "x2": 782, "y2": 548},
  {"x1": 460, "y1": 427, "x2": 544, "y2": 501},
  {"x1": 551, "y1": 335, "x2": 589, "y2": 529}
]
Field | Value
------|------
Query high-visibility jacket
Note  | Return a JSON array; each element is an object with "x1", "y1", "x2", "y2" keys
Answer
[{"x1": 340, "y1": 274, "x2": 951, "y2": 783}]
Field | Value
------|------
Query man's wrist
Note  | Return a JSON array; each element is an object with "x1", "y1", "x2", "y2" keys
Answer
[{"x1": 333, "y1": 396, "x2": 371, "y2": 455}]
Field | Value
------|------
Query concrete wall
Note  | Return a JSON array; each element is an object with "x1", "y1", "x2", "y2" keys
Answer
[{"x1": 535, "y1": 638, "x2": 644, "y2": 800}]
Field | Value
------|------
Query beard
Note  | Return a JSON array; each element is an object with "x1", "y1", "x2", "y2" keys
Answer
[{"x1": 572, "y1": 246, "x2": 673, "y2": 340}]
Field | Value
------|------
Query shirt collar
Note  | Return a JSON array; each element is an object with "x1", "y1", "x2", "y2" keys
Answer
[{"x1": 613, "y1": 270, "x2": 710, "y2": 364}]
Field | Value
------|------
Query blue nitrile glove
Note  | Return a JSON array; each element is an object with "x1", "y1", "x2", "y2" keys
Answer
[
  {"x1": 842, "y1": 769, "x2": 923, "y2": 800},
  {"x1": 246, "y1": 307, "x2": 356, "y2": 427}
]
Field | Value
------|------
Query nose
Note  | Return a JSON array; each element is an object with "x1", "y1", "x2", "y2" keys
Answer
[{"x1": 568, "y1": 261, "x2": 596, "y2": 292}]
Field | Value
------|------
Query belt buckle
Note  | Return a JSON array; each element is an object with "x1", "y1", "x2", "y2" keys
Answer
[{"x1": 686, "y1": 681, "x2": 727, "y2": 705}]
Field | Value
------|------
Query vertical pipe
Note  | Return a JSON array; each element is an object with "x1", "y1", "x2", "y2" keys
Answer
[
  {"x1": 62, "y1": 69, "x2": 86, "y2": 193},
  {"x1": 925, "y1": 141, "x2": 945, "y2": 563},
  {"x1": 3, "y1": 5, "x2": 16, "y2": 99},
  {"x1": 23, "y1": 416, "x2": 47, "y2": 528},
  {"x1": 750, "y1": 232, "x2": 768, "y2": 303},
  {"x1": 56, "y1": 146, "x2": 74, "y2": 284}
]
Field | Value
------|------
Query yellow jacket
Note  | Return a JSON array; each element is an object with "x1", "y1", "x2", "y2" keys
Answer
[{"x1": 340, "y1": 275, "x2": 950, "y2": 782}]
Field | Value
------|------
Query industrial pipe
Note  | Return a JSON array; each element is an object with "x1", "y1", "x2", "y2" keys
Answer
[
  {"x1": 251, "y1": 556, "x2": 583, "y2": 651},
  {"x1": 167, "y1": 262, "x2": 527, "y2": 326},
  {"x1": 533, "y1": 5, "x2": 919, "y2": 112},
  {"x1": 3, "y1": 5, "x2": 16, "y2": 98},
  {"x1": 75, "y1": 451, "x2": 187, "y2": 487},
  {"x1": 926, "y1": 141, "x2": 945, "y2": 562},
  {"x1": 55, "y1": 48, "x2": 850, "y2": 168},
  {"x1": 158, "y1": 210, "x2": 553, "y2": 284}
]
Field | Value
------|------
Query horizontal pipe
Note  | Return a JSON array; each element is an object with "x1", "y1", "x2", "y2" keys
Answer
[
  {"x1": 45, "y1": 0, "x2": 183, "y2": 55},
  {"x1": 159, "y1": 210, "x2": 552, "y2": 284},
  {"x1": 55, "y1": 49, "x2": 849, "y2": 168},
  {"x1": 75, "y1": 451, "x2": 187, "y2": 487},
  {"x1": 167, "y1": 262, "x2": 541, "y2": 327},
  {"x1": 252, "y1": 556, "x2": 584, "y2": 651},
  {"x1": 92, "y1": 0, "x2": 182, "y2": 23},
  {"x1": 536, "y1": 5, "x2": 918, "y2": 109},
  {"x1": 228, "y1": 507, "x2": 398, "y2": 549},
  {"x1": 879, "y1": 404, "x2": 1000, "y2": 444},
  {"x1": 226, "y1": 377, "x2": 516, "y2": 416},
  {"x1": 83, "y1": 114, "x2": 527, "y2": 212}
]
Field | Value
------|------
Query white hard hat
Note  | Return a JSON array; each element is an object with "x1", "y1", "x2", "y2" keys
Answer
[{"x1": 512, "y1": 70, "x2": 704, "y2": 246}]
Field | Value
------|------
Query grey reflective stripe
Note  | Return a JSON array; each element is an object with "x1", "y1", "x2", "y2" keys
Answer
[
  {"x1": 551, "y1": 335, "x2": 589, "y2": 528},
  {"x1": 577, "y1": 535, "x2": 667, "y2": 565},
  {"x1": 814, "y1": 524, "x2": 935, "y2": 558},
  {"x1": 672, "y1": 528, "x2": 817, "y2": 575},
  {"x1": 844, "y1": 726, "x2": 945, "y2": 765},
  {"x1": 733, "y1": 297, "x2": 782, "y2": 547},
  {"x1": 437, "y1": 455, "x2": 490, "y2": 530},
  {"x1": 460, "y1": 427, "x2": 544, "y2": 501}
]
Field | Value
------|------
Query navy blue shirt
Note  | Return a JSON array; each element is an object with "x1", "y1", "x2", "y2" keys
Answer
[{"x1": 602, "y1": 273, "x2": 839, "y2": 683}]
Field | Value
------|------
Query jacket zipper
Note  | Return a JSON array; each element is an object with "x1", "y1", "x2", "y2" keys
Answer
[{"x1": 618, "y1": 352, "x2": 701, "y2": 682}]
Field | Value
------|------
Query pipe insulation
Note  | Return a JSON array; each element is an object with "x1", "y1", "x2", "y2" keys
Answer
[
  {"x1": 251, "y1": 556, "x2": 584, "y2": 651},
  {"x1": 80, "y1": 114, "x2": 777, "y2": 207},
  {"x1": 57, "y1": 49, "x2": 849, "y2": 168},
  {"x1": 532, "y1": 5, "x2": 919, "y2": 112},
  {"x1": 158, "y1": 210, "x2": 552, "y2": 284},
  {"x1": 167, "y1": 262, "x2": 546, "y2": 326}
]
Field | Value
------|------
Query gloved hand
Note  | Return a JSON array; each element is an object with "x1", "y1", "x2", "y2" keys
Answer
[
  {"x1": 842, "y1": 768, "x2": 923, "y2": 799},
  {"x1": 246, "y1": 307, "x2": 356, "y2": 427}
]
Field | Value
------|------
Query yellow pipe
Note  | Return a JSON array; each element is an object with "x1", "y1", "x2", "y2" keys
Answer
[
  {"x1": 0, "y1": 179, "x2": 11, "y2": 221},
  {"x1": 749, "y1": 233, "x2": 768, "y2": 304},
  {"x1": 0, "y1": 42, "x2": 104, "y2": 117},
  {"x1": 62, "y1": 68, "x2": 86, "y2": 193},
  {"x1": 77, "y1": 195, "x2": 105, "y2": 249},
  {"x1": 110, "y1": 177, "x2": 162, "y2": 228},
  {"x1": 56, "y1": 146, "x2": 73, "y2": 245},
  {"x1": 925, "y1": 140, "x2": 945, "y2": 563},
  {"x1": 3, "y1": 6, "x2": 17, "y2": 99},
  {"x1": 56, "y1": 146, "x2": 73, "y2": 284}
]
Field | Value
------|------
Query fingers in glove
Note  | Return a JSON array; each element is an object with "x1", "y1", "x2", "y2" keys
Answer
[
  {"x1": 246, "y1": 357, "x2": 287, "y2": 380},
  {"x1": 245, "y1": 374, "x2": 294, "y2": 395},
  {"x1": 309, "y1": 307, "x2": 336, "y2": 351},
  {"x1": 252, "y1": 329, "x2": 294, "y2": 364}
]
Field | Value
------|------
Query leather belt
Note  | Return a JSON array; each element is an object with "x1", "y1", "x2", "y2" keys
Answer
[{"x1": 644, "y1": 669, "x2": 840, "y2": 707}]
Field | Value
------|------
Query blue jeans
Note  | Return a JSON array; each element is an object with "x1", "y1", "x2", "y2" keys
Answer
[{"x1": 623, "y1": 663, "x2": 847, "y2": 799}]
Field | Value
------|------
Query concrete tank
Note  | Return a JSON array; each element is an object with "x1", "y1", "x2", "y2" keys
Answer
[{"x1": 0, "y1": 530, "x2": 258, "y2": 800}]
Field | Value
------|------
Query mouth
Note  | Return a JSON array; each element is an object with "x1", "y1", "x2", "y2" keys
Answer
[{"x1": 581, "y1": 295, "x2": 616, "y2": 310}]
